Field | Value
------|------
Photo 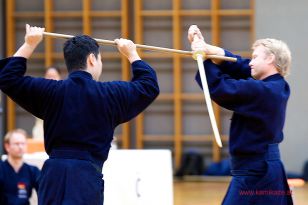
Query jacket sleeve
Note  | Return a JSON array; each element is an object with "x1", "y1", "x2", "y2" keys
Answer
[
  {"x1": 0, "y1": 162, "x2": 4, "y2": 204},
  {"x1": 0, "y1": 57, "x2": 59, "y2": 118},
  {"x1": 104, "y1": 60, "x2": 160, "y2": 126},
  {"x1": 30, "y1": 166, "x2": 41, "y2": 192},
  {"x1": 195, "y1": 59, "x2": 267, "y2": 114},
  {"x1": 218, "y1": 50, "x2": 252, "y2": 79}
]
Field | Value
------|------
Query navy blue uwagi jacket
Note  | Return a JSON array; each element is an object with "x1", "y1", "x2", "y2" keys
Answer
[
  {"x1": 0, "y1": 57, "x2": 159, "y2": 167},
  {"x1": 196, "y1": 50, "x2": 290, "y2": 156},
  {"x1": 0, "y1": 160, "x2": 40, "y2": 205}
]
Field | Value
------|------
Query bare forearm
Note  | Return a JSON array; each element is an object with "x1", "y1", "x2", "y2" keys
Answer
[
  {"x1": 127, "y1": 52, "x2": 141, "y2": 63},
  {"x1": 210, "y1": 45, "x2": 225, "y2": 56},
  {"x1": 13, "y1": 43, "x2": 37, "y2": 59},
  {"x1": 208, "y1": 45, "x2": 225, "y2": 65}
]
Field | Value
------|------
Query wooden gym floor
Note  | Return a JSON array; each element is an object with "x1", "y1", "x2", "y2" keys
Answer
[
  {"x1": 174, "y1": 178, "x2": 308, "y2": 205},
  {"x1": 29, "y1": 177, "x2": 307, "y2": 204}
]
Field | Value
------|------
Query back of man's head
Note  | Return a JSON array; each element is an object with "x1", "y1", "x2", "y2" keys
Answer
[{"x1": 63, "y1": 35, "x2": 100, "y2": 73}]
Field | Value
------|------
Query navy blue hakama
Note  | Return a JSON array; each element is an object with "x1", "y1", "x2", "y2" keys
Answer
[{"x1": 222, "y1": 144, "x2": 293, "y2": 205}]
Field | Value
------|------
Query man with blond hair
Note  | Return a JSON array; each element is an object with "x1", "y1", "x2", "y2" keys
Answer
[
  {"x1": 0, "y1": 129, "x2": 40, "y2": 205},
  {"x1": 188, "y1": 25, "x2": 293, "y2": 204}
]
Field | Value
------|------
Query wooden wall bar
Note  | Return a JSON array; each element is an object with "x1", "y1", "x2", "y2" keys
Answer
[
  {"x1": 5, "y1": 0, "x2": 130, "y2": 148},
  {"x1": 133, "y1": 0, "x2": 254, "y2": 169},
  {"x1": 5, "y1": 0, "x2": 254, "y2": 170}
]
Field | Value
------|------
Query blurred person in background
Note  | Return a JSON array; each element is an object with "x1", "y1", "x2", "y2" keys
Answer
[
  {"x1": 32, "y1": 66, "x2": 62, "y2": 140},
  {"x1": 0, "y1": 129, "x2": 40, "y2": 205}
]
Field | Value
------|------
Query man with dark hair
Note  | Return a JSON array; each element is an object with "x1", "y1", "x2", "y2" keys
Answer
[
  {"x1": 63, "y1": 35, "x2": 100, "y2": 72},
  {"x1": 0, "y1": 129, "x2": 40, "y2": 205},
  {"x1": 0, "y1": 24, "x2": 159, "y2": 204}
]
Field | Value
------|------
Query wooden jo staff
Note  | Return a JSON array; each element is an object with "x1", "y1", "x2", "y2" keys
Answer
[{"x1": 43, "y1": 31, "x2": 237, "y2": 62}]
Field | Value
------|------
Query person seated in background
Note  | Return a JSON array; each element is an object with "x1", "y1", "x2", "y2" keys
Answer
[
  {"x1": 0, "y1": 129, "x2": 40, "y2": 205},
  {"x1": 44, "y1": 66, "x2": 62, "y2": 81},
  {"x1": 32, "y1": 67, "x2": 62, "y2": 140}
]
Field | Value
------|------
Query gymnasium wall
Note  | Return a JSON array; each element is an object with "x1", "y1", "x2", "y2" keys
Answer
[
  {"x1": 256, "y1": 0, "x2": 308, "y2": 173},
  {"x1": 0, "y1": 0, "x2": 3, "y2": 58},
  {"x1": 0, "y1": 0, "x2": 4, "y2": 154},
  {"x1": 4, "y1": 0, "x2": 254, "y2": 169},
  {"x1": 4, "y1": 0, "x2": 308, "y2": 174}
]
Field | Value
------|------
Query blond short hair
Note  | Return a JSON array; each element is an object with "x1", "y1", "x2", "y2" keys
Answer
[
  {"x1": 252, "y1": 38, "x2": 292, "y2": 77},
  {"x1": 4, "y1": 129, "x2": 28, "y2": 144}
]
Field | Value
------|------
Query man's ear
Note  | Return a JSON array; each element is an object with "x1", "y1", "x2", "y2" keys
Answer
[
  {"x1": 88, "y1": 53, "x2": 96, "y2": 66},
  {"x1": 266, "y1": 53, "x2": 275, "y2": 65},
  {"x1": 4, "y1": 143, "x2": 9, "y2": 153}
]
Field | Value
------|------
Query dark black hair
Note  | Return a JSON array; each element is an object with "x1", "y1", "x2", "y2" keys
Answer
[{"x1": 63, "y1": 35, "x2": 100, "y2": 72}]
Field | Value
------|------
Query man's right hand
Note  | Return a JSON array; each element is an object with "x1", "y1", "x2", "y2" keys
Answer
[
  {"x1": 114, "y1": 38, "x2": 141, "y2": 63},
  {"x1": 188, "y1": 25, "x2": 214, "y2": 54},
  {"x1": 188, "y1": 25, "x2": 204, "y2": 44},
  {"x1": 188, "y1": 25, "x2": 225, "y2": 64},
  {"x1": 13, "y1": 24, "x2": 44, "y2": 59},
  {"x1": 25, "y1": 24, "x2": 44, "y2": 49}
]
